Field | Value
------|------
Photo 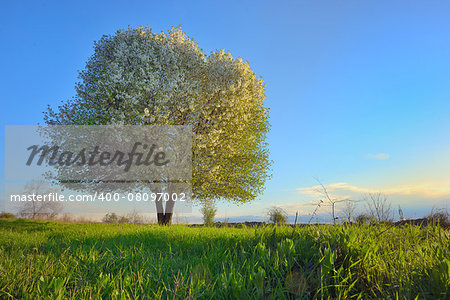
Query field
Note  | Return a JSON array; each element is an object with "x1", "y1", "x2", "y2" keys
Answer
[{"x1": 0, "y1": 219, "x2": 448, "y2": 299}]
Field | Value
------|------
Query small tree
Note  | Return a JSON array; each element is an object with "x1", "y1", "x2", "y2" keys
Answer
[
  {"x1": 267, "y1": 206, "x2": 288, "y2": 225},
  {"x1": 103, "y1": 213, "x2": 118, "y2": 223},
  {"x1": 355, "y1": 213, "x2": 375, "y2": 225},
  {"x1": 314, "y1": 180, "x2": 347, "y2": 224},
  {"x1": 18, "y1": 182, "x2": 63, "y2": 219},
  {"x1": 342, "y1": 199, "x2": 358, "y2": 223},
  {"x1": 200, "y1": 201, "x2": 217, "y2": 226},
  {"x1": 365, "y1": 192, "x2": 393, "y2": 223},
  {"x1": 126, "y1": 209, "x2": 144, "y2": 224}
]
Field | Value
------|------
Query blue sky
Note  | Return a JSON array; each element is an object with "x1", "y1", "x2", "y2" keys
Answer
[{"x1": 1, "y1": 0, "x2": 450, "y2": 222}]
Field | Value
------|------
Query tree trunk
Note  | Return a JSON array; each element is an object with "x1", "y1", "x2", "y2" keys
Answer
[
  {"x1": 154, "y1": 187, "x2": 175, "y2": 225},
  {"x1": 156, "y1": 211, "x2": 173, "y2": 225},
  {"x1": 155, "y1": 183, "x2": 175, "y2": 226}
]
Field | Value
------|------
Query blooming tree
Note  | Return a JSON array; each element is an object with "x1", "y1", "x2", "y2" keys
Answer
[{"x1": 45, "y1": 26, "x2": 271, "y2": 225}]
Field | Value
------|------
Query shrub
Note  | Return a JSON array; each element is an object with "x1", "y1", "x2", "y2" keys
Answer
[
  {"x1": 355, "y1": 213, "x2": 375, "y2": 225},
  {"x1": 427, "y1": 208, "x2": 449, "y2": 226},
  {"x1": 267, "y1": 206, "x2": 288, "y2": 225},
  {"x1": 126, "y1": 209, "x2": 144, "y2": 224},
  {"x1": 201, "y1": 201, "x2": 217, "y2": 227},
  {"x1": 365, "y1": 192, "x2": 393, "y2": 223},
  {"x1": 118, "y1": 216, "x2": 130, "y2": 224},
  {"x1": 103, "y1": 213, "x2": 119, "y2": 223},
  {"x1": 0, "y1": 212, "x2": 16, "y2": 219}
]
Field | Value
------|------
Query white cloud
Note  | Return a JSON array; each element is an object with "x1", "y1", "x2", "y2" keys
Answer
[
  {"x1": 297, "y1": 182, "x2": 450, "y2": 199},
  {"x1": 365, "y1": 153, "x2": 390, "y2": 160}
]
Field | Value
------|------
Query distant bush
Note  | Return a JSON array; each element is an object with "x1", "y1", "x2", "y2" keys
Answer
[
  {"x1": 0, "y1": 212, "x2": 16, "y2": 219},
  {"x1": 118, "y1": 216, "x2": 130, "y2": 224},
  {"x1": 103, "y1": 213, "x2": 119, "y2": 223},
  {"x1": 126, "y1": 209, "x2": 144, "y2": 224},
  {"x1": 201, "y1": 201, "x2": 217, "y2": 227},
  {"x1": 102, "y1": 213, "x2": 133, "y2": 224},
  {"x1": 59, "y1": 213, "x2": 74, "y2": 223},
  {"x1": 57, "y1": 213, "x2": 92, "y2": 223},
  {"x1": 427, "y1": 208, "x2": 449, "y2": 226},
  {"x1": 267, "y1": 206, "x2": 288, "y2": 225},
  {"x1": 355, "y1": 213, "x2": 375, "y2": 225}
]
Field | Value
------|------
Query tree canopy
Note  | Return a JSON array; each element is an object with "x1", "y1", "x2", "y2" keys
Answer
[{"x1": 45, "y1": 26, "x2": 271, "y2": 224}]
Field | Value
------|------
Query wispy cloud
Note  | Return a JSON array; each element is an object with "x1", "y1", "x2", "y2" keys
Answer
[
  {"x1": 291, "y1": 182, "x2": 450, "y2": 220},
  {"x1": 365, "y1": 153, "x2": 390, "y2": 160},
  {"x1": 297, "y1": 182, "x2": 450, "y2": 199}
]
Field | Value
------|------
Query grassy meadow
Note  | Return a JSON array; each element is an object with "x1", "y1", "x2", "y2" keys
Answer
[{"x1": 0, "y1": 219, "x2": 448, "y2": 299}]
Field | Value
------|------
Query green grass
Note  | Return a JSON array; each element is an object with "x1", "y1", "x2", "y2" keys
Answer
[{"x1": 0, "y1": 219, "x2": 448, "y2": 299}]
